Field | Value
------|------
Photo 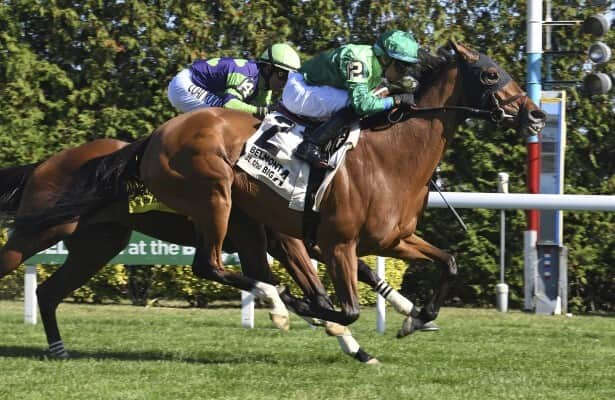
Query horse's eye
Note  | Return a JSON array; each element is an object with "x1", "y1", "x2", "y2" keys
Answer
[{"x1": 480, "y1": 69, "x2": 500, "y2": 86}]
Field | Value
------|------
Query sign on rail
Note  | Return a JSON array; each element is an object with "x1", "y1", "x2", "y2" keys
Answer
[{"x1": 22, "y1": 192, "x2": 615, "y2": 328}]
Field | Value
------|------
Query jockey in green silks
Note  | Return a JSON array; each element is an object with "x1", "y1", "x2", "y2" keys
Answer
[{"x1": 281, "y1": 30, "x2": 424, "y2": 168}]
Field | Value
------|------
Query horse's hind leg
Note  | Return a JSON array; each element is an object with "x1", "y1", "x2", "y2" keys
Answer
[
  {"x1": 0, "y1": 224, "x2": 75, "y2": 279},
  {"x1": 192, "y1": 208, "x2": 290, "y2": 331},
  {"x1": 224, "y1": 209, "x2": 289, "y2": 329},
  {"x1": 36, "y1": 223, "x2": 131, "y2": 358},
  {"x1": 265, "y1": 230, "x2": 335, "y2": 315},
  {"x1": 227, "y1": 208, "x2": 275, "y2": 284}
]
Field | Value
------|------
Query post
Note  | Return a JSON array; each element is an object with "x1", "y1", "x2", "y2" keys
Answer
[
  {"x1": 376, "y1": 257, "x2": 386, "y2": 333},
  {"x1": 525, "y1": 0, "x2": 542, "y2": 311},
  {"x1": 24, "y1": 265, "x2": 37, "y2": 325},
  {"x1": 240, "y1": 290, "x2": 255, "y2": 329},
  {"x1": 240, "y1": 253, "x2": 255, "y2": 328},
  {"x1": 496, "y1": 173, "x2": 509, "y2": 312}
]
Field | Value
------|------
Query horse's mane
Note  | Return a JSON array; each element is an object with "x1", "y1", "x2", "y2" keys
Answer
[
  {"x1": 360, "y1": 44, "x2": 454, "y2": 130},
  {"x1": 417, "y1": 47, "x2": 452, "y2": 78},
  {"x1": 413, "y1": 45, "x2": 456, "y2": 97}
]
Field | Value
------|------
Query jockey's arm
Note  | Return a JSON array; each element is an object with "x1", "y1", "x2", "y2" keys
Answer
[
  {"x1": 223, "y1": 97, "x2": 268, "y2": 119},
  {"x1": 338, "y1": 47, "x2": 394, "y2": 116},
  {"x1": 347, "y1": 82, "x2": 394, "y2": 116},
  {"x1": 223, "y1": 96, "x2": 259, "y2": 114},
  {"x1": 223, "y1": 74, "x2": 271, "y2": 117}
]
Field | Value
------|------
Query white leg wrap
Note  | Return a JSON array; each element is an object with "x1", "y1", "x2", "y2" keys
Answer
[
  {"x1": 386, "y1": 290, "x2": 414, "y2": 316},
  {"x1": 375, "y1": 279, "x2": 414, "y2": 316},
  {"x1": 336, "y1": 334, "x2": 360, "y2": 355},
  {"x1": 301, "y1": 316, "x2": 326, "y2": 327},
  {"x1": 252, "y1": 282, "x2": 288, "y2": 316}
]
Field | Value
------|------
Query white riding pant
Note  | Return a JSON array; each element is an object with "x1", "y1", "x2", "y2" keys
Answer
[
  {"x1": 167, "y1": 68, "x2": 212, "y2": 113},
  {"x1": 281, "y1": 72, "x2": 350, "y2": 120}
]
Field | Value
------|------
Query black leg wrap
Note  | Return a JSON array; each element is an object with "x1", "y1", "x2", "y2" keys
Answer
[
  {"x1": 353, "y1": 348, "x2": 373, "y2": 363},
  {"x1": 410, "y1": 307, "x2": 421, "y2": 319},
  {"x1": 375, "y1": 280, "x2": 393, "y2": 298},
  {"x1": 418, "y1": 304, "x2": 438, "y2": 322}
]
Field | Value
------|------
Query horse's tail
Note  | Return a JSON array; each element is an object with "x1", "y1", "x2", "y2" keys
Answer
[
  {"x1": 12, "y1": 136, "x2": 152, "y2": 232},
  {"x1": 0, "y1": 161, "x2": 42, "y2": 215}
]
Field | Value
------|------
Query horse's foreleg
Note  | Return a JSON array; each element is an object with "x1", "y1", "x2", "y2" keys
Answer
[
  {"x1": 325, "y1": 241, "x2": 360, "y2": 326},
  {"x1": 357, "y1": 258, "x2": 416, "y2": 317},
  {"x1": 382, "y1": 233, "x2": 456, "y2": 337},
  {"x1": 322, "y1": 242, "x2": 381, "y2": 363},
  {"x1": 36, "y1": 223, "x2": 131, "y2": 358},
  {"x1": 402, "y1": 234, "x2": 457, "y2": 322}
]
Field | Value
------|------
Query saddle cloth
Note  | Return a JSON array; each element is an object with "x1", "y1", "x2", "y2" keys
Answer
[{"x1": 236, "y1": 112, "x2": 360, "y2": 212}]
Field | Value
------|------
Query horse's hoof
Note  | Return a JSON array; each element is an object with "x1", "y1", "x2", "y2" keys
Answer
[
  {"x1": 269, "y1": 312, "x2": 290, "y2": 332},
  {"x1": 419, "y1": 320, "x2": 440, "y2": 332},
  {"x1": 397, "y1": 316, "x2": 435, "y2": 338},
  {"x1": 365, "y1": 358, "x2": 381, "y2": 365},
  {"x1": 397, "y1": 317, "x2": 441, "y2": 337},
  {"x1": 48, "y1": 351, "x2": 70, "y2": 360},
  {"x1": 301, "y1": 316, "x2": 326, "y2": 327},
  {"x1": 325, "y1": 322, "x2": 350, "y2": 336}
]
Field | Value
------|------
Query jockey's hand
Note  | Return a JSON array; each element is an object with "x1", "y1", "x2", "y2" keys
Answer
[
  {"x1": 372, "y1": 86, "x2": 390, "y2": 98},
  {"x1": 392, "y1": 93, "x2": 416, "y2": 108},
  {"x1": 254, "y1": 105, "x2": 272, "y2": 120}
]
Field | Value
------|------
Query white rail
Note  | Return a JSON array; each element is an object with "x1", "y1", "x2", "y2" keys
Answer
[
  {"x1": 427, "y1": 192, "x2": 615, "y2": 211},
  {"x1": 23, "y1": 192, "x2": 615, "y2": 330}
]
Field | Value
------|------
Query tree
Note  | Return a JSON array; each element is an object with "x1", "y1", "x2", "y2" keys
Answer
[{"x1": 0, "y1": 0, "x2": 612, "y2": 311}]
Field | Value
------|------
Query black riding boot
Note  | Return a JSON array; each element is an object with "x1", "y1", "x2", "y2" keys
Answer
[{"x1": 294, "y1": 108, "x2": 358, "y2": 168}]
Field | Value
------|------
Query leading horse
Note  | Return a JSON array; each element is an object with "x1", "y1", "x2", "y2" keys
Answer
[
  {"x1": 0, "y1": 139, "x2": 432, "y2": 363},
  {"x1": 15, "y1": 41, "x2": 547, "y2": 359}
]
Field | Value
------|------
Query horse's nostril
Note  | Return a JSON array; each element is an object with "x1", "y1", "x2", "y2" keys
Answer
[{"x1": 531, "y1": 109, "x2": 547, "y2": 121}]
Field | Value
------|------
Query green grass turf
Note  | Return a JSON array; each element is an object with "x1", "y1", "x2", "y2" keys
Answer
[{"x1": 1, "y1": 300, "x2": 614, "y2": 400}]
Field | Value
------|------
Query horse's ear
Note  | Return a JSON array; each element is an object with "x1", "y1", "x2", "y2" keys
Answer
[
  {"x1": 451, "y1": 40, "x2": 480, "y2": 63},
  {"x1": 437, "y1": 41, "x2": 457, "y2": 61},
  {"x1": 447, "y1": 39, "x2": 458, "y2": 54}
]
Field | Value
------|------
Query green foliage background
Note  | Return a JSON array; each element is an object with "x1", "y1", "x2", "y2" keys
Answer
[{"x1": 1, "y1": 1, "x2": 613, "y2": 312}]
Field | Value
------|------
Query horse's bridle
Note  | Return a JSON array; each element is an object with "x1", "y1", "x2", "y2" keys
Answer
[
  {"x1": 487, "y1": 90, "x2": 528, "y2": 123},
  {"x1": 387, "y1": 61, "x2": 528, "y2": 126},
  {"x1": 387, "y1": 49, "x2": 528, "y2": 124}
]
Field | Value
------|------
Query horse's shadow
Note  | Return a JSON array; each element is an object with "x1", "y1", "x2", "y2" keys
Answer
[{"x1": 0, "y1": 345, "x2": 281, "y2": 364}]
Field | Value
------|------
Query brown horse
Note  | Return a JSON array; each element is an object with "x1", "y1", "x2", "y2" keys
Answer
[
  {"x1": 14, "y1": 41, "x2": 546, "y2": 359},
  {"x1": 0, "y1": 139, "x2": 434, "y2": 363}
]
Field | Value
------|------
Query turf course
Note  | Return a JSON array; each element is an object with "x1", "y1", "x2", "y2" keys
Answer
[{"x1": 1, "y1": 300, "x2": 614, "y2": 400}]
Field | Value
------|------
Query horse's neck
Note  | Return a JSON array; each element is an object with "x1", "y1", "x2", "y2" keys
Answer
[{"x1": 379, "y1": 66, "x2": 463, "y2": 179}]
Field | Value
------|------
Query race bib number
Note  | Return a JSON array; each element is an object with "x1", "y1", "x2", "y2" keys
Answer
[
  {"x1": 236, "y1": 78, "x2": 255, "y2": 99},
  {"x1": 347, "y1": 61, "x2": 365, "y2": 79}
]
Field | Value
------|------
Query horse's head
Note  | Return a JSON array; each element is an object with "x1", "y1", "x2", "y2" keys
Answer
[{"x1": 442, "y1": 40, "x2": 546, "y2": 136}]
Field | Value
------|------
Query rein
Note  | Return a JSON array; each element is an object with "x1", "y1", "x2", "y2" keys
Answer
[
  {"x1": 387, "y1": 90, "x2": 527, "y2": 125},
  {"x1": 387, "y1": 105, "x2": 493, "y2": 124},
  {"x1": 429, "y1": 179, "x2": 468, "y2": 232}
]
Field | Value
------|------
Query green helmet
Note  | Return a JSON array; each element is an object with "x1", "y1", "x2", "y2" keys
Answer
[
  {"x1": 373, "y1": 30, "x2": 420, "y2": 64},
  {"x1": 258, "y1": 43, "x2": 301, "y2": 72}
]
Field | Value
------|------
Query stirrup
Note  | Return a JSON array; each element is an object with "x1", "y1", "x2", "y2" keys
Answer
[{"x1": 295, "y1": 143, "x2": 333, "y2": 170}]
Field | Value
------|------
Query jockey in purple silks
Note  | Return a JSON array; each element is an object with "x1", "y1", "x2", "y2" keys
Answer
[{"x1": 168, "y1": 43, "x2": 301, "y2": 119}]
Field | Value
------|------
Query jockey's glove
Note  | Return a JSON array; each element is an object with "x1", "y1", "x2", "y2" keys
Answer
[
  {"x1": 254, "y1": 105, "x2": 272, "y2": 120},
  {"x1": 392, "y1": 93, "x2": 416, "y2": 108}
]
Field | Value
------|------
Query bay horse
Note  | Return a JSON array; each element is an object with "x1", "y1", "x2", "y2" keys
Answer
[
  {"x1": 0, "y1": 139, "x2": 433, "y2": 363},
  {"x1": 13, "y1": 41, "x2": 547, "y2": 360}
]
